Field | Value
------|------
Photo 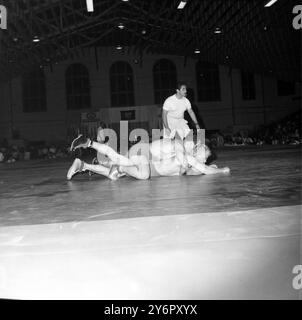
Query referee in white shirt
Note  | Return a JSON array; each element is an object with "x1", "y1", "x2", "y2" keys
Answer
[{"x1": 162, "y1": 82, "x2": 200, "y2": 140}]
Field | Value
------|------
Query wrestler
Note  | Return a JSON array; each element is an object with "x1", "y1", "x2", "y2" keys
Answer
[
  {"x1": 67, "y1": 135, "x2": 230, "y2": 181},
  {"x1": 162, "y1": 82, "x2": 200, "y2": 140}
]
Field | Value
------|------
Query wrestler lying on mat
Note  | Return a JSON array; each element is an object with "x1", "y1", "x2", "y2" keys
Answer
[{"x1": 67, "y1": 134, "x2": 230, "y2": 181}]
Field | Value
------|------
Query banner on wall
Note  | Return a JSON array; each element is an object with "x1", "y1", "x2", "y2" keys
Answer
[{"x1": 81, "y1": 111, "x2": 100, "y2": 122}]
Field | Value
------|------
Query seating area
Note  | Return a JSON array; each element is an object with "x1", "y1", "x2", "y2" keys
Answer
[
  {"x1": 0, "y1": 139, "x2": 70, "y2": 163},
  {"x1": 207, "y1": 111, "x2": 301, "y2": 148}
]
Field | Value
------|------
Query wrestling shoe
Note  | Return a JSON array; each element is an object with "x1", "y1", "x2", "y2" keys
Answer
[
  {"x1": 67, "y1": 158, "x2": 84, "y2": 180},
  {"x1": 70, "y1": 134, "x2": 91, "y2": 151}
]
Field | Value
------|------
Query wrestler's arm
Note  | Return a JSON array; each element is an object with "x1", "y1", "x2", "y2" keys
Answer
[
  {"x1": 187, "y1": 109, "x2": 200, "y2": 129},
  {"x1": 162, "y1": 109, "x2": 170, "y2": 133},
  {"x1": 162, "y1": 97, "x2": 172, "y2": 134},
  {"x1": 186, "y1": 155, "x2": 230, "y2": 175}
]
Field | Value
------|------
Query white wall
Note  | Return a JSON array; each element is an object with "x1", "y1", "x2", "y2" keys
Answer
[{"x1": 0, "y1": 46, "x2": 300, "y2": 142}]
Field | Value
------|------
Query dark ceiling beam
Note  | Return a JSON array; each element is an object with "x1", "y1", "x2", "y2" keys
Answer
[
  {"x1": 198, "y1": 1, "x2": 247, "y2": 64},
  {"x1": 126, "y1": 0, "x2": 147, "y2": 55},
  {"x1": 156, "y1": 1, "x2": 180, "y2": 47},
  {"x1": 183, "y1": 0, "x2": 224, "y2": 55},
  {"x1": 21, "y1": 1, "x2": 120, "y2": 45},
  {"x1": 1, "y1": 1, "x2": 56, "y2": 70},
  {"x1": 219, "y1": 2, "x2": 279, "y2": 77},
  {"x1": 46, "y1": 3, "x2": 71, "y2": 60},
  {"x1": 0, "y1": 0, "x2": 300, "y2": 82},
  {"x1": 130, "y1": 0, "x2": 169, "y2": 55},
  {"x1": 128, "y1": 0, "x2": 199, "y2": 54},
  {"x1": 1, "y1": 1, "x2": 120, "y2": 73},
  {"x1": 26, "y1": 3, "x2": 56, "y2": 65},
  {"x1": 11, "y1": 9, "x2": 119, "y2": 62},
  {"x1": 125, "y1": 25, "x2": 187, "y2": 58},
  {"x1": 61, "y1": 1, "x2": 82, "y2": 59},
  {"x1": 194, "y1": 2, "x2": 265, "y2": 74}
]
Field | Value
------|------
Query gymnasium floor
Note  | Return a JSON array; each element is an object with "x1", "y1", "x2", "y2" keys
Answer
[{"x1": 0, "y1": 146, "x2": 301, "y2": 299}]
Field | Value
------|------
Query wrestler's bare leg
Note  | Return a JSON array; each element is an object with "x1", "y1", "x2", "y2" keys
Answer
[
  {"x1": 96, "y1": 156, "x2": 112, "y2": 168},
  {"x1": 82, "y1": 163, "x2": 111, "y2": 177},
  {"x1": 90, "y1": 141, "x2": 137, "y2": 167},
  {"x1": 118, "y1": 155, "x2": 150, "y2": 180},
  {"x1": 67, "y1": 159, "x2": 118, "y2": 180},
  {"x1": 71, "y1": 139, "x2": 149, "y2": 179}
]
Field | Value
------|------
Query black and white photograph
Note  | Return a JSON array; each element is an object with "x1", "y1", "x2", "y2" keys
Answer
[{"x1": 0, "y1": 0, "x2": 301, "y2": 302}]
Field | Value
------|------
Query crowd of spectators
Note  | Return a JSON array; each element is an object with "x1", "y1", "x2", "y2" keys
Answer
[
  {"x1": 207, "y1": 112, "x2": 301, "y2": 148},
  {"x1": 0, "y1": 139, "x2": 69, "y2": 164}
]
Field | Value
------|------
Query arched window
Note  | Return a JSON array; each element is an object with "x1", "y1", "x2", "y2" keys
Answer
[
  {"x1": 153, "y1": 59, "x2": 177, "y2": 104},
  {"x1": 196, "y1": 61, "x2": 221, "y2": 102},
  {"x1": 110, "y1": 61, "x2": 135, "y2": 107},
  {"x1": 65, "y1": 63, "x2": 91, "y2": 110},
  {"x1": 22, "y1": 67, "x2": 47, "y2": 112}
]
